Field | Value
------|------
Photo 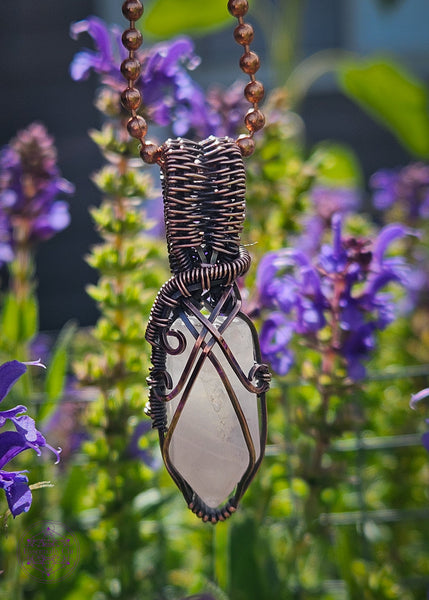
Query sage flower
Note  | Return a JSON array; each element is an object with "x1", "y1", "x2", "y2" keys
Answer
[
  {"x1": 370, "y1": 163, "x2": 429, "y2": 220},
  {"x1": 70, "y1": 16, "x2": 207, "y2": 137},
  {"x1": 297, "y1": 185, "x2": 360, "y2": 256},
  {"x1": 0, "y1": 360, "x2": 61, "y2": 517},
  {"x1": 257, "y1": 215, "x2": 411, "y2": 380},
  {"x1": 0, "y1": 123, "x2": 73, "y2": 250}
]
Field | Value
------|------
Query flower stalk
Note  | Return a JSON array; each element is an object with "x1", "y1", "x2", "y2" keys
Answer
[{"x1": 71, "y1": 19, "x2": 170, "y2": 594}]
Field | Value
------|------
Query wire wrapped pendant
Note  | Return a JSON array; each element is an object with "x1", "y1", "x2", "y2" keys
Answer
[{"x1": 145, "y1": 136, "x2": 270, "y2": 523}]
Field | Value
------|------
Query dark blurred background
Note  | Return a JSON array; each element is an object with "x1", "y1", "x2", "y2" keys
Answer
[{"x1": 1, "y1": 0, "x2": 427, "y2": 331}]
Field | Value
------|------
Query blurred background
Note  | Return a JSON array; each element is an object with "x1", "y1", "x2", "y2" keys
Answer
[{"x1": 0, "y1": 0, "x2": 427, "y2": 330}]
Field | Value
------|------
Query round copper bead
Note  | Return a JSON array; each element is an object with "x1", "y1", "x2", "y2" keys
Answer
[
  {"x1": 127, "y1": 115, "x2": 147, "y2": 139},
  {"x1": 236, "y1": 135, "x2": 255, "y2": 157},
  {"x1": 233, "y1": 23, "x2": 254, "y2": 46},
  {"x1": 121, "y1": 87, "x2": 141, "y2": 112},
  {"x1": 244, "y1": 80, "x2": 265, "y2": 103},
  {"x1": 245, "y1": 108, "x2": 265, "y2": 133},
  {"x1": 122, "y1": 28, "x2": 143, "y2": 51},
  {"x1": 120, "y1": 58, "x2": 141, "y2": 81},
  {"x1": 122, "y1": 0, "x2": 144, "y2": 21},
  {"x1": 239, "y1": 51, "x2": 260, "y2": 75},
  {"x1": 227, "y1": 0, "x2": 249, "y2": 18},
  {"x1": 140, "y1": 141, "x2": 161, "y2": 164}
]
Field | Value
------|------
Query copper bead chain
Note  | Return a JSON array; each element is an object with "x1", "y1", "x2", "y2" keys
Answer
[
  {"x1": 228, "y1": 0, "x2": 265, "y2": 157},
  {"x1": 121, "y1": 0, "x2": 265, "y2": 161},
  {"x1": 121, "y1": 0, "x2": 161, "y2": 164}
]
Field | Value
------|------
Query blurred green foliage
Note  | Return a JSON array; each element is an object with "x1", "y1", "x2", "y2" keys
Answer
[
  {"x1": 339, "y1": 58, "x2": 429, "y2": 158},
  {"x1": 144, "y1": 0, "x2": 235, "y2": 37}
]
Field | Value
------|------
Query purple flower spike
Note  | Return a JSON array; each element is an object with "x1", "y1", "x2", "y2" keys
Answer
[
  {"x1": 0, "y1": 361, "x2": 60, "y2": 517},
  {"x1": 70, "y1": 17, "x2": 210, "y2": 138},
  {"x1": 0, "y1": 123, "x2": 73, "y2": 256},
  {"x1": 257, "y1": 214, "x2": 410, "y2": 380}
]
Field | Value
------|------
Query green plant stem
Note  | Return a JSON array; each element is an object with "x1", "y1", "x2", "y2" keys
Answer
[
  {"x1": 304, "y1": 272, "x2": 345, "y2": 523},
  {"x1": 110, "y1": 162, "x2": 130, "y2": 409},
  {"x1": 10, "y1": 218, "x2": 33, "y2": 303},
  {"x1": 8, "y1": 218, "x2": 36, "y2": 397}
]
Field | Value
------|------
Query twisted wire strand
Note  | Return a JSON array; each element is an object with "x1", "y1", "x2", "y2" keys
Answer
[{"x1": 145, "y1": 246, "x2": 251, "y2": 346}]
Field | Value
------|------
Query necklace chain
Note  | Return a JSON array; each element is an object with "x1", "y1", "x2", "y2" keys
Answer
[{"x1": 120, "y1": 0, "x2": 265, "y2": 164}]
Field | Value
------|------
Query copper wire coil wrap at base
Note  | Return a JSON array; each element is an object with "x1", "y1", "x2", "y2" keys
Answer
[{"x1": 145, "y1": 245, "x2": 251, "y2": 346}]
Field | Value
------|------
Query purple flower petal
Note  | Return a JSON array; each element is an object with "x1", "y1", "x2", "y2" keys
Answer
[
  {"x1": 0, "y1": 431, "x2": 29, "y2": 468},
  {"x1": 0, "y1": 361, "x2": 27, "y2": 403},
  {"x1": 410, "y1": 387, "x2": 429, "y2": 410},
  {"x1": 422, "y1": 431, "x2": 429, "y2": 454},
  {"x1": 32, "y1": 200, "x2": 71, "y2": 240},
  {"x1": 256, "y1": 252, "x2": 284, "y2": 307},
  {"x1": 373, "y1": 223, "x2": 409, "y2": 265},
  {"x1": 260, "y1": 313, "x2": 295, "y2": 376},
  {"x1": 0, "y1": 470, "x2": 32, "y2": 517},
  {"x1": 0, "y1": 405, "x2": 28, "y2": 427},
  {"x1": 345, "y1": 356, "x2": 367, "y2": 381},
  {"x1": 342, "y1": 323, "x2": 375, "y2": 380},
  {"x1": 70, "y1": 16, "x2": 114, "y2": 71},
  {"x1": 11, "y1": 414, "x2": 39, "y2": 443},
  {"x1": 260, "y1": 313, "x2": 294, "y2": 352},
  {"x1": 69, "y1": 51, "x2": 102, "y2": 81}
]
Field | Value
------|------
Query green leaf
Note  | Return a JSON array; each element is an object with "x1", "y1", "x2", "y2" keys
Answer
[
  {"x1": 228, "y1": 516, "x2": 265, "y2": 600},
  {"x1": 338, "y1": 57, "x2": 429, "y2": 157},
  {"x1": 311, "y1": 141, "x2": 363, "y2": 186},
  {"x1": 227, "y1": 514, "x2": 282, "y2": 600},
  {"x1": 0, "y1": 293, "x2": 38, "y2": 345},
  {"x1": 40, "y1": 321, "x2": 77, "y2": 422},
  {"x1": 1, "y1": 293, "x2": 20, "y2": 344},
  {"x1": 20, "y1": 294, "x2": 39, "y2": 342},
  {"x1": 144, "y1": 0, "x2": 233, "y2": 37}
]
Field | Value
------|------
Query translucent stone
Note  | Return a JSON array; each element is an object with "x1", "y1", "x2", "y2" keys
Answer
[{"x1": 165, "y1": 314, "x2": 261, "y2": 508}]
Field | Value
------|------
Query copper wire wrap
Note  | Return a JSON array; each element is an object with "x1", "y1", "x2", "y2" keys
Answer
[
  {"x1": 146, "y1": 137, "x2": 250, "y2": 347},
  {"x1": 144, "y1": 136, "x2": 269, "y2": 522}
]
